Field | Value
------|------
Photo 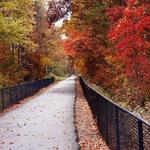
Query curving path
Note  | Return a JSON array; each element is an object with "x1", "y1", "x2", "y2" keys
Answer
[{"x1": 0, "y1": 76, "x2": 79, "y2": 150}]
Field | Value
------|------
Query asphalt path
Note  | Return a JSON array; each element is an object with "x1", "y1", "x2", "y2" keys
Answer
[{"x1": 0, "y1": 76, "x2": 79, "y2": 150}]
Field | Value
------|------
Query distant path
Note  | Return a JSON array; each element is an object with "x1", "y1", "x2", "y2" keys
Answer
[{"x1": 0, "y1": 76, "x2": 79, "y2": 150}]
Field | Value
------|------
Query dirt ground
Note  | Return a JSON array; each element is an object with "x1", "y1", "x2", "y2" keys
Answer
[{"x1": 75, "y1": 80, "x2": 109, "y2": 150}]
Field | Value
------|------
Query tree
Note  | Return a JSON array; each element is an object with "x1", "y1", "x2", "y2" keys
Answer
[
  {"x1": 47, "y1": 0, "x2": 71, "y2": 25},
  {"x1": 63, "y1": 0, "x2": 150, "y2": 108},
  {"x1": 63, "y1": 0, "x2": 118, "y2": 86},
  {"x1": 108, "y1": 0, "x2": 150, "y2": 106},
  {"x1": 108, "y1": 0, "x2": 150, "y2": 87},
  {"x1": 0, "y1": 0, "x2": 35, "y2": 85}
]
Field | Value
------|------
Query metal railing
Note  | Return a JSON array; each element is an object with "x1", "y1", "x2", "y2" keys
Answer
[
  {"x1": 80, "y1": 77, "x2": 150, "y2": 150},
  {"x1": 0, "y1": 77, "x2": 54, "y2": 112}
]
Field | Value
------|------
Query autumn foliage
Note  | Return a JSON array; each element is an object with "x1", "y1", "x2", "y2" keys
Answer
[
  {"x1": 0, "y1": 0, "x2": 150, "y2": 113},
  {"x1": 0, "y1": 0, "x2": 69, "y2": 86},
  {"x1": 108, "y1": 0, "x2": 150, "y2": 87},
  {"x1": 63, "y1": 0, "x2": 150, "y2": 108}
]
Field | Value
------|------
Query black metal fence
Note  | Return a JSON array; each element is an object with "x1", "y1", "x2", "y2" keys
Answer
[
  {"x1": 0, "y1": 77, "x2": 54, "y2": 112},
  {"x1": 80, "y1": 77, "x2": 150, "y2": 150}
]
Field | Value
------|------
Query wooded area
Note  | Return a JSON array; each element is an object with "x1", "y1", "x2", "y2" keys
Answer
[
  {"x1": 62, "y1": 0, "x2": 150, "y2": 120},
  {"x1": 0, "y1": 0, "x2": 150, "y2": 119},
  {"x1": 0, "y1": 0, "x2": 69, "y2": 87}
]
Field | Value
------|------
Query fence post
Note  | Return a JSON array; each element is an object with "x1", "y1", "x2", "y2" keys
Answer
[
  {"x1": 0, "y1": 78, "x2": 54, "y2": 111},
  {"x1": 9, "y1": 87, "x2": 12, "y2": 105},
  {"x1": 15, "y1": 86, "x2": 18, "y2": 103},
  {"x1": 105, "y1": 101, "x2": 109, "y2": 145},
  {"x1": 1, "y1": 88, "x2": 4, "y2": 110},
  {"x1": 138, "y1": 120, "x2": 144, "y2": 150},
  {"x1": 115, "y1": 107, "x2": 120, "y2": 150}
]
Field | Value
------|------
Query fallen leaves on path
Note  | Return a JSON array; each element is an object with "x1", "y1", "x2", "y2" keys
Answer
[{"x1": 75, "y1": 80, "x2": 109, "y2": 150}]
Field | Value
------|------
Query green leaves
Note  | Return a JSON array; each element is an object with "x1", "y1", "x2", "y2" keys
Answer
[
  {"x1": 0, "y1": 0, "x2": 34, "y2": 45},
  {"x1": 0, "y1": 16, "x2": 29, "y2": 44}
]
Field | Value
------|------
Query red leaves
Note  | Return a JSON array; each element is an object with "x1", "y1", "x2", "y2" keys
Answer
[
  {"x1": 125, "y1": 56, "x2": 150, "y2": 83},
  {"x1": 135, "y1": 16, "x2": 150, "y2": 32},
  {"x1": 127, "y1": 0, "x2": 138, "y2": 7},
  {"x1": 106, "y1": 6, "x2": 124, "y2": 23},
  {"x1": 108, "y1": 0, "x2": 150, "y2": 85},
  {"x1": 108, "y1": 18, "x2": 135, "y2": 42},
  {"x1": 116, "y1": 35, "x2": 150, "y2": 55}
]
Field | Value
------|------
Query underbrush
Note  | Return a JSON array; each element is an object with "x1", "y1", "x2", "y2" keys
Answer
[
  {"x1": 91, "y1": 84, "x2": 150, "y2": 122},
  {"x1": 45, "y1": 72, "x2": 67, "y2": 82}
]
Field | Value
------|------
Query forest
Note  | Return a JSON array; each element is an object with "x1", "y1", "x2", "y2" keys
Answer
[
  {"x1": 0, "y1": 0, "x2": 150, "y2": 120},
  {"x1": 0, "y1": 0, "x2": 69, "y2": 87},
  {"x1": 63, "y1": 0, "x2": 150, "y2": 120}
]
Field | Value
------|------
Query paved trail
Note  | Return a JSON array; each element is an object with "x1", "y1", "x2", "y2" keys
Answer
[{"x1": 0, "y1": 76, "x2": 79, "y2": 150}]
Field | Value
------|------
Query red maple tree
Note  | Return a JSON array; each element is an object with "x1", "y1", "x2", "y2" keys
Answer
[{"x1": 108, "y1": 0, "x2": 150, "y2": 87}]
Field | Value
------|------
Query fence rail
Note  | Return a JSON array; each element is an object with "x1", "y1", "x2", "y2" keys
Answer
[
  {"x1": 0, "y1": 77, "x2": 54, "y2": 112},
  {"x1": 79, "y1": 77, "x2": 150, "y2": 150}
]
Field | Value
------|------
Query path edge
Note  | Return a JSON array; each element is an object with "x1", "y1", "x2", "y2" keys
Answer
[{"x1": 74, "y1": 77, "x2": 81, "y2": 150}]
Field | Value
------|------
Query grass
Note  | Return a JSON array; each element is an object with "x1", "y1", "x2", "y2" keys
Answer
[{"x1": 45, "y1": 72, "x2": 67, "y2": 82}]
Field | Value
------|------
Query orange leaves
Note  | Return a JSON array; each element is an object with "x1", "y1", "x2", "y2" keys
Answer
[
  {"x1": 74, "y1": 58, "x2": 87, "y2": 75},
  {"x1": 63, "y1": 0, "x2": 150, "y2": 108},
  {"x1": 63, "y1": 30, "x2": 81, "y2": 56},
  {"x1": 124, "y1": 4, "x2": 146, "y2": 18},
  {"x1": 63, "y1": 28, "x2": 94, "y2": 76},
  {"x1": 63, "y1": 39, "x2": 76, "y2": 56},
  {"x1": 127, "y1": 0, "x2": 138, "y2": 7},
  {"x1": 63, "y1": 28, "x2": 93, "y2": 56}
]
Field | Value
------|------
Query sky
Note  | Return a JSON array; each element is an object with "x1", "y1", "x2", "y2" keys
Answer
[
  {"x1": 55, "y1": 19, "x2": 64, "y2": 27},
  {"x1": 44, "y1": 0, "x2": 70, "y2": 40},
  {"x1": 55, "y1": 12, "x2": 71, "y2": 27},
  {"x1": 55, "y1": 12, "x2": 71, "y2": 40}
]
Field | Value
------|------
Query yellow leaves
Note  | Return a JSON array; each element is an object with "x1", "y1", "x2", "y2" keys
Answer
[
  {"x1": 0, "y1": 0, "x2": 35, "y2": 45},
  {"x1": 76, "y1": 58, "x2": 85, "y2": 67},
  {"x1": 40, "y1": 57, "x2": 51, "y2": 67},
  {"x1": 105, "y1": 55, "x2": 115, "y2": 64},
  {"x1": 74, "y1": 58, "x2": 87, "y2": 74},
  {"x1": 0, "y1": 2, "x2": 16, "y2": 10}
]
